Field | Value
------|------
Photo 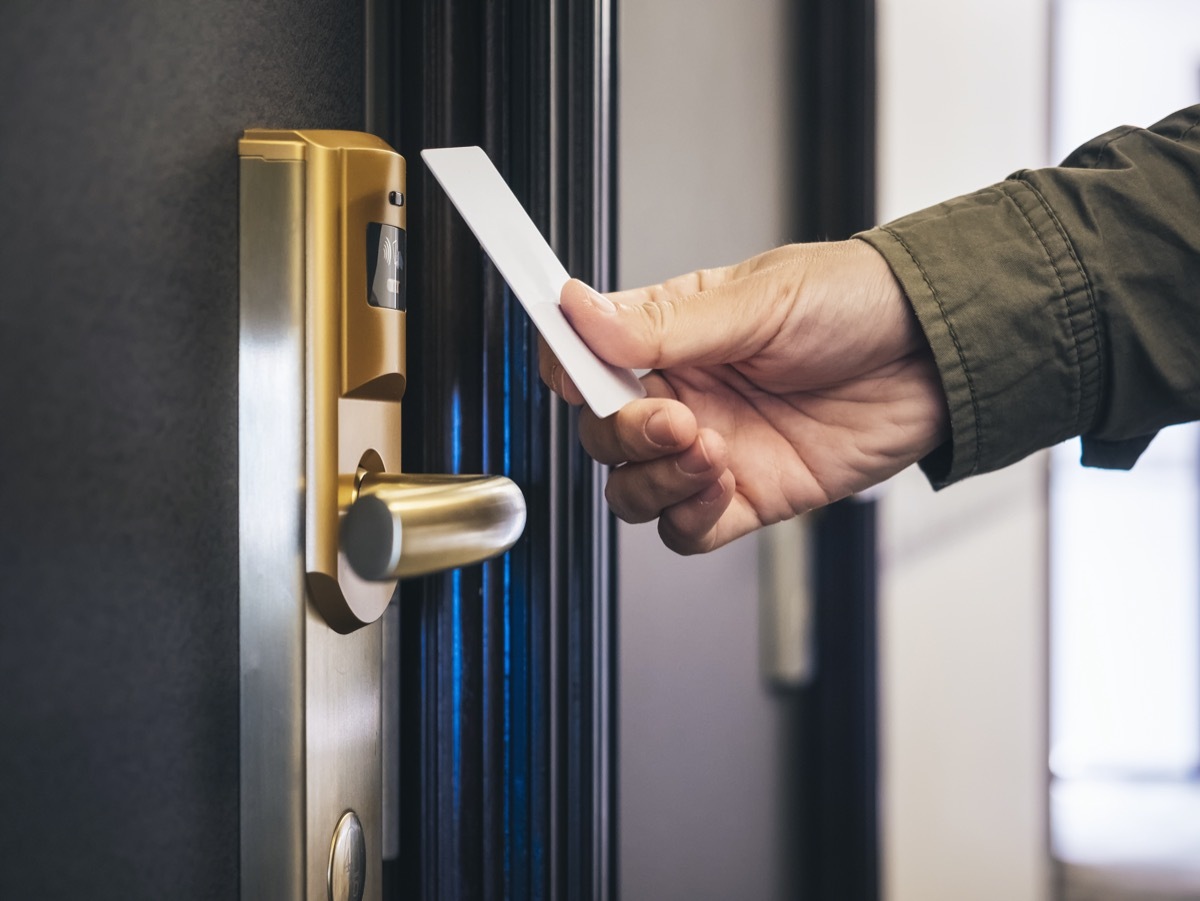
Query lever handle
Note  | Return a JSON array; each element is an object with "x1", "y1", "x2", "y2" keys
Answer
[{"x1": 341, "y1": 472, "x2": 527, "y2": 580}]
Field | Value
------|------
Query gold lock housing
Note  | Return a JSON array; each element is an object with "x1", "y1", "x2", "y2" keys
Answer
[
  {"x1": 240, "y1": 130, "x2": 525, "y2": 637},
  {"x1": 239, "y1": 129, "x2": 406, "y2": 633}
]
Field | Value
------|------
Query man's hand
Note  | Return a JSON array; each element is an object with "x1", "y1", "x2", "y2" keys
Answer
[{"x1": 539, "y1": 239, "x2": 949, "y2": 554}]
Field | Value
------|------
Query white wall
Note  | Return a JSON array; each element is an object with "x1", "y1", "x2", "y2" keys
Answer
[
  {"x1": 876, "y1": 1, "x2": 1052, "y2": 900},
  {"x1": 617, "y1": 2, "x2": 795, "y2": 899}
]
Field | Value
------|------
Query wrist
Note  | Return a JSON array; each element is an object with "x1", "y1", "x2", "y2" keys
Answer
[{"x1": 848, "y1": 237, "x2": 927, "y2": 360}]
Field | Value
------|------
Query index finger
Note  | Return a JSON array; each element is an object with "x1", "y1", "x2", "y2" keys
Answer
[{"x1": 578, "y1": 396, "x2": 696, "y2": 466}]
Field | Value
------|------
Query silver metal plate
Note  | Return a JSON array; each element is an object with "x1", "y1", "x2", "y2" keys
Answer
[{"x1": 240, "y1": 154, "x2": 382, "y2": 901}]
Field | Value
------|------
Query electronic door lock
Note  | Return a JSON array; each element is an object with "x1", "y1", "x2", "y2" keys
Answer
[{"x1": 240, "y1": 129, "x2": 526, "y2": 635}]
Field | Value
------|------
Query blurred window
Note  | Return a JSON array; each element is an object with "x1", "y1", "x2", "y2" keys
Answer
[{"x1": 1049, "y1": 2, "x2": 1200, "y2": 894}]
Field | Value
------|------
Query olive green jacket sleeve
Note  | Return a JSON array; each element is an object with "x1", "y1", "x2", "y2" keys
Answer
[{"x1": 858, "y1": 104, "x2": 1200, "y2": 488}]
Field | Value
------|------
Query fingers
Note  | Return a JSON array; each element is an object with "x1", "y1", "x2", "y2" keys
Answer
[
  {"x1": 577, "y1": 396, "x2": 694, "y2": 465},
  {"x1": 576, "y1": 398, "x2": 750, "y2": 552},
  {"x1": 603, "y1": 427, "x2": 728, "y2": 524},
  {"x1": 537, "y1": 339, "x2": 760, "y2": 554},
  {"x1": 657, "y1": 469, "x2": 737, "y2": 555}
]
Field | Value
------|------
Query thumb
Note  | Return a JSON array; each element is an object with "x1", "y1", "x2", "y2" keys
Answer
[{"x1": 559, "y1": 266, "x2": 784, "y2": 370}]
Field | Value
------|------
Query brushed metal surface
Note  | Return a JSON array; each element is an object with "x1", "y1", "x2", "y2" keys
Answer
[
  {"x1": 381, "y1": 601, "x2": 400, "y2": 861},
  {"x1": 240, "y1": 149, "x2": 383, "y2": 901},
  {"x1": 306, "y1": 604, "x2": 381, "y2": 901},
  {"x1": 240, "y1": 155, "x2": 307, "y2": 901}
]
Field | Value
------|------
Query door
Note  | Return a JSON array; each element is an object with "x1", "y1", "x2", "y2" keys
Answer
[
  {"x1": 1, "y1": 2, "x2": 364, "y2": 896},
  {"x1": 0, "y1": 1, "x2": 613, "y2": 899}
]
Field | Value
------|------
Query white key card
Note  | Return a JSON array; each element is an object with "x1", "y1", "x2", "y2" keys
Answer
[{"x1": 421, "y1": 146, "x2": 646, "y2": 418}]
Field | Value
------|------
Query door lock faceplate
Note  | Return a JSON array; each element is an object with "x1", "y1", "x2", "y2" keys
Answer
[{"x1": 239, "y1": 130, "x2": 525, "y2": 900}]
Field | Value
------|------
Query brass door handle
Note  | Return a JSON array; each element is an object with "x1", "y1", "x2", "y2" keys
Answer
[{"x1": 341, "y1": 472, "x2": 526, "y2": 580}]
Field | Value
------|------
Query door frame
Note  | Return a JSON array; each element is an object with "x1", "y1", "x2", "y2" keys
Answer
[{"x1": 368, "y1": 1, "x2": 617, "y2": 896}]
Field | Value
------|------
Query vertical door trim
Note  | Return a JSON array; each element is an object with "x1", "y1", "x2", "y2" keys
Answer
[
  {"x1": 792, "y1": 0, "x2": 880, "y2": 898},
  {"x1": 239, "y1": 156, "x2": 307, "y2": 901},
  {"x1": 375, "y1": 1, "x2": 618, "y2": 897}
]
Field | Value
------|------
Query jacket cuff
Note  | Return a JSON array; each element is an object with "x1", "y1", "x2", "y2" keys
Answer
[{"x1": 856, "y1": 180, "x2": 1102, "y2": 488}]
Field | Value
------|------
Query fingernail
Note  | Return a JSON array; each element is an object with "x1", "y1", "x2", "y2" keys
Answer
[
  {"x1": 585, "y1": 284, "x2": 617, "y2": 314},
  {"x1": 677, "y1": 439, "x2": 712, "y2": 475},
  {"x1": 644, "y1": 409, "x2": 676, "y2": 448},
  {"x1": 696, "y1": 479, "x2": 726, "y2": 504}
]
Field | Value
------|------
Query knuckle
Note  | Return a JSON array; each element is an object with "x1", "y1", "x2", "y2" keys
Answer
[
  {"x1": 603, "y1": 472, "x2": 637, "y2": 523},
  {"x1": 602, "y1": 478, "x2": 629, "y2": 521},
  {"x1": 613, "y1": 421, "x2": 642, "y2": 462},
  {"x1": 658, "y1": 502, "x2": 720, "y2": 556},
  {"x1": 579, "y1": 419, "x2": 619, "y2": 465},
  {"x1": 633, "y1": 297, "x2": 674, "y2": 367},
  {"x1": 539, "y1": 357, "x2": 558, "y2": 391},
  {"x1": 657, "y1": 516, "x2": 703, "y2": 556},
  {"x1": 579, "y1": 429, "x2": 607, "y2": 463},
  {"x1": 589, "y1": 407, "x2": 652, "y2": 465},
  {"x1": 606, "y1": 468, "x2": 657, "y2": 524},
  {"x1": 642, "y1": 462, "x2": 679, "y2": 497}
]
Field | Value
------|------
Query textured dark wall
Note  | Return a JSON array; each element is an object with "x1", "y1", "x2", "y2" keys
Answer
[{"x1": 0, "y1": 2, "x2": 362, "y2": 897}]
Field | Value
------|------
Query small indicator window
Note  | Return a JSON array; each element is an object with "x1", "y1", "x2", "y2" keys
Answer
[{"x1": 366, "y1": 222, "x2": 405, "y2": 310}]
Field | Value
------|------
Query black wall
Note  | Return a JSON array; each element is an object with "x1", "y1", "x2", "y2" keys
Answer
[{"x1": 0, "y1": 3, "x2": 363, "y2": 897}]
